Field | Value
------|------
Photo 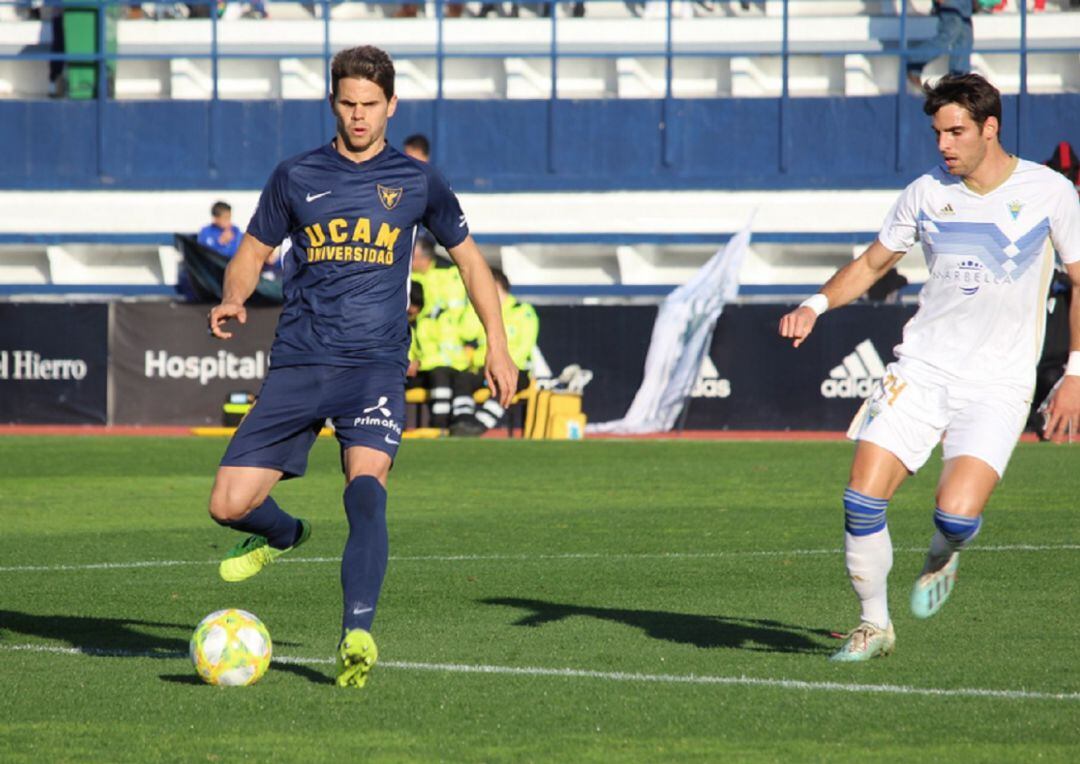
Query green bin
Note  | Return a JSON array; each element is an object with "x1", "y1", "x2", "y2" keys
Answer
[{"x1": 61, "y1": 1, "x2": 118, "y2": 99}]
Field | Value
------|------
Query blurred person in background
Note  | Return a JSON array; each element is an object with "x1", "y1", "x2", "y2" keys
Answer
[
  {"x1": 906, "y1": 1, "x2": 974, "y2": 90},
  {"x1": 451, "y1": 268, "x2": 538, "y2": 436},
  {"x1": 199, "y1": 201, "x2": 243, "y2": 258},
  {"x1": 403, "y1": 133, "x2": 431, "y2": 162}
]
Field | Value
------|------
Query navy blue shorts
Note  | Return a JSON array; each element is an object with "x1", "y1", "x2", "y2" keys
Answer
[{"x1": 220, "y1": 363, "x2": 406, "y2": 478}]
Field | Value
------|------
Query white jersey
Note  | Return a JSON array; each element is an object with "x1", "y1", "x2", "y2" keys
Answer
[{"x1": 878, "y1": 159, "x2": 1080, "y2": 391}]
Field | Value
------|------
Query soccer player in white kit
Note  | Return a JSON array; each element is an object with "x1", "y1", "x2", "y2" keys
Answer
[{"x1": 778, "y1": 74, "x2": 1080, "y2": 661}]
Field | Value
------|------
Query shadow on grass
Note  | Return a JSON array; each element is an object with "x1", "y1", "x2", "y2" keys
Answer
[
  {"x1": 0, "y1": 610, "x2": 328, "y2": 684},
  {"x1": 482, "y1": 598, "x2": 833, "y2": 655}
]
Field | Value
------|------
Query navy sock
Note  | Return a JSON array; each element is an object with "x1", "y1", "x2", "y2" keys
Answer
[
  {"x1": 216, "y1": 496, "x2": 300, "y2": 550},
  {"x1": 341, "y1": 476, "x2": 389, "y2": 634}
]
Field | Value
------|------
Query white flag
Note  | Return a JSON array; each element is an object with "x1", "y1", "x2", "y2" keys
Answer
[{"x1": 588, "y1": 222, "x2": 752, "y2": 434}]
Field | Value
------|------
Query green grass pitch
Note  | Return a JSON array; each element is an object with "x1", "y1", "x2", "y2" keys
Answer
[{"x1": 1, "y1": 436, "x2": 1077, "y2": 762}]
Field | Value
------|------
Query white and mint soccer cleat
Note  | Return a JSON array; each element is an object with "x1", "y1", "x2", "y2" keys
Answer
[
  {"x1": 829, "y1": 621, "x2": 896, "y2": 662},
  {"x1": 910, "y1": 551, "x2": 959, "y2": 619}
]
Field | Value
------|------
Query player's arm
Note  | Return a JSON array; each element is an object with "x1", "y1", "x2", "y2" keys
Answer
[
  {"x1": 208, "y1": 234, "x2": 275, "y2": 340},
  {"x1": 447, "y1": 235, "x2": 519, "y2": 406},
  {"x1": 1043, "y1": 260, "x2": 1080, "y2": 443},
  {"x1": 778, "y1": 239, "x2": 906, "y2": 348}
]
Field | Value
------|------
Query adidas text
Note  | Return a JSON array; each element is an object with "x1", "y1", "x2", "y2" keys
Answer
[{"x1": 820, "y1": 339, "x2": 885, "y2": 399}]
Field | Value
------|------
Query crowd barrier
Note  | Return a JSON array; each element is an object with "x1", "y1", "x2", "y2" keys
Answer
[{"x1": 0, "y1": 301, "x2": 914, "y2": 429}]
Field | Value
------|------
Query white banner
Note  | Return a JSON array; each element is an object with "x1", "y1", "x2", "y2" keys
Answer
[{"x1": 588, "y1": 222, "x2": 752, "y2": 434}]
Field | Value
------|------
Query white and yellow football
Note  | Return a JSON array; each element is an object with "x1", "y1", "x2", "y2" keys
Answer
[{"x1": 190, "y1": 608, "x2": 272, "y2": 687}]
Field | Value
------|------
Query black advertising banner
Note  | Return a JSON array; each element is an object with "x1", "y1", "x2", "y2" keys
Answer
[
  {"x1": 533, "y1": 304, "x2": 914, "y2": 430},
  {"x1": 111, "y1": 303, "x2": 281, "y2": 425},
  {"x1": 534, "y1": 305, "x2": 658, "y2": 424},
  {"x1": 682, "y1": 304, "x2": 915, "y2": 430},
  {"x1": 0, "y1": 303, "x2": 108, "y2": 424}
]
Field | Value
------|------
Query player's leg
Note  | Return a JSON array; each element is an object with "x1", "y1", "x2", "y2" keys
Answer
[
  {"x1": 209, "y1": 466, "x2": 312, "y2": 582},
  {"x1": 329, "y1": 365, "x2": 405, "y2": 688},
  {"x1": 910, "y1": 390, "x2": 1024, "y2": 618},
  {"x1": 212, "y1": 367, "x2": 322, "y2": 581},
  {"x1": 833, "y1": 364, "x2": 945, "y2": 661},
  {"x1": 830, "y1": 441, "x2": 908, "y2": 662},
  {"x1": 909, "y1": 456, "x2": 996, "y2": 619},
  {"x1": 335, "y1": 447, "x2": 391, "y2": 689}
]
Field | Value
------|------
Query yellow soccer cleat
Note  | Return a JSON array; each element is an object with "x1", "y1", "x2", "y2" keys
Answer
[
  {"x1": 337, "y1": 628, "x2": 378, "y2": 689},
  {"x1": 219, "y1": 519, "x2": 310, "y2": 583}
]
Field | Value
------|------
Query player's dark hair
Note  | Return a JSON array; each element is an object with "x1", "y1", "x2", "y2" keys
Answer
[
  {"x1": 404, "y1": 133, "x2": 431, "y2": 157},
  {"x1": 210, "y1": 201, "x2": 231, "y2": 217},
  {"x1": 922, "y1": 73, "x2": 1001, "y2": 132},
  {"x1": 490, "y1": 267, "x2": 511, "y2": 293},
  {"x1": 331, "y1": 46, "x2": 395, "y2": 101},
  {"x1": 409, "y1": 280, "x2": 425, "y2": 311}
]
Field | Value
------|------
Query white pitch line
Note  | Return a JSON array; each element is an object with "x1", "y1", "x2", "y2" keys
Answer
[
  {"x1": 0, "y1": 544, "x2": 1077, "y2": 574},
  {"x1": 1, "y1": 643, "x2": 1077, "y2": 703}
]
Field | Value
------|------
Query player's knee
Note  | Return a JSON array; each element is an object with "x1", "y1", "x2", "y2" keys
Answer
[
  {"x1": 843, "y1": 486, "x2": 889, "y2": 537},
  {"x1": 343, "y1": 475, "x2": 386, "y2": 524},
  {"x1": 933, "y1": 506, "x2": 983, "y2": 545},
  {"x1": 208, "y1": 483, "x2": 262, "y2": 524}
]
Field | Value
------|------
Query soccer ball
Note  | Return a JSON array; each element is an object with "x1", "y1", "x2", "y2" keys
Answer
[{"x1": 190, "y1": 608, "x2": 272, "y2": 687}]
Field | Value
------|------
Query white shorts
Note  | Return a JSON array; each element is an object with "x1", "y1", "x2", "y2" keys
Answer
[{"x1": 846, "y1": 362, "x2": 1030, "y2": 478}]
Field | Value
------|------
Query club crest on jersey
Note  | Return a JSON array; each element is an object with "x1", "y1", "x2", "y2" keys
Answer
[
  {"x1": 377, "y1": 185, "x2": 403, "y2": 211},
  {"x1": 1007, "y1": 199, "x2": 1024, "y2": 220}
]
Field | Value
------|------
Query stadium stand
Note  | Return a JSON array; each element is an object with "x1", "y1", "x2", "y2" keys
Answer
[
  {"x1": 0, "y1": 1, "x2": 1076, "y2": 298},
  {"x1": 2, "y1": 2, "x2": 1078, "y2": 99}
]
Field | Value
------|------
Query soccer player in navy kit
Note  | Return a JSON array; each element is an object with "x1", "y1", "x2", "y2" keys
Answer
[{"x1": 206, "y1": 45, "x2": 518, "y2": 688}]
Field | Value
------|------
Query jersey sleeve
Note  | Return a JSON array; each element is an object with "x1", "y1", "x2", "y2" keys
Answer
[
  {"x1": 247, "y1": 161, "x2": 293, "y2": 248},
  {"x1": 877, "y1": 180, "x2": 922, "y2": 253},
  {"x1": 1049, "y1": 177, "x2": 1080, "y2": 265},
  {"x1": 422, "y1": 166, "x2": 469, "y2": 251}
]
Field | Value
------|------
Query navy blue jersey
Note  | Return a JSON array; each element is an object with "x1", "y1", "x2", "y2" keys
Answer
[{"x1": 247, "y1": 142, "x2": 469, "y2": 369}]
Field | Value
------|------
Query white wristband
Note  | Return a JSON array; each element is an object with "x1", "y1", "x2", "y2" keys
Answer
[
  {"x1": 1066, "y1": 351, "x2": 1080, "y2": 377},
  {"x1": 800, "y1": 293, "x2": 829, "y2": 317}
]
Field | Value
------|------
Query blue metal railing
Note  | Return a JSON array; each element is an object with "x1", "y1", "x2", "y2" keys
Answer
[{"x1": 0, "y1": 0, "x2": 1069, "y2": 182}]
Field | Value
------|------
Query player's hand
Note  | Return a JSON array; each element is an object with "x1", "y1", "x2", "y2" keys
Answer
[
  {"x1": 208, "y1": 302, "x2": 247, "y2": 340},
  {"x1": 778, "y1": 306, "x2": 819, "y2": 348},
  {"x1": 485, "y1": 345, "x2": 519, "y2": 408},
  {"x1": 1043, "y1": 374, "x2": 1080, "y2": 444}
]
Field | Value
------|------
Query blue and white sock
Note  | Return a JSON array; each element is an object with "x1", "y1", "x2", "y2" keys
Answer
[
  {"x1": 341, "y1": 476, "x2": 389, "y2": 635},
  {"x1": 843, "y1": 487, "x2": 893, "y2": 629},
  {"x1": 925, "y1": 507, "x2": 983, "y2": 572}
]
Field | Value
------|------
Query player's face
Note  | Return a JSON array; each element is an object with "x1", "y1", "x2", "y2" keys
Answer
[
  {"x1": 331, "y1": 77, "x2": 398, "y2": 155},
  {"x1": 931, "y1": 103, "x2": 996, "y2": 178}
]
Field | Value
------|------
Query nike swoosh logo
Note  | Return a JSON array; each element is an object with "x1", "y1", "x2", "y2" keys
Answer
[
  {"x1": 384, "y1": 435, "x2": 400, "y2": 446},
  {"x1": 306, "y1": 190, "x2": 332, "y2": 202},
  {"x1": 458, "y1": 214, "x2": 467, "y2": 228},
  {"x1": 351, "y1": 606, "x2": 373, "y2": 615}
]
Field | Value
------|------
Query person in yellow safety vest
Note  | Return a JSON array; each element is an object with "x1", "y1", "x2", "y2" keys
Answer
[
  {"x1": 408, "y1": 233, "x2": 468, "y2": 427},
  {"x1": 450, "y1": 268, "x2": 538, "y2": 436},
  {"x1": 412, "y1": 233, "x2": 468, "y2": 322},
  {"x1": 410, "y1": 234, "x2": 470, "y2": 427}
]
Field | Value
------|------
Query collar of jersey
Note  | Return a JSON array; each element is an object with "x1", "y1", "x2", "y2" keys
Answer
[{"x1": 323, "y1": 140, "x2": 393, "y2": 172}]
